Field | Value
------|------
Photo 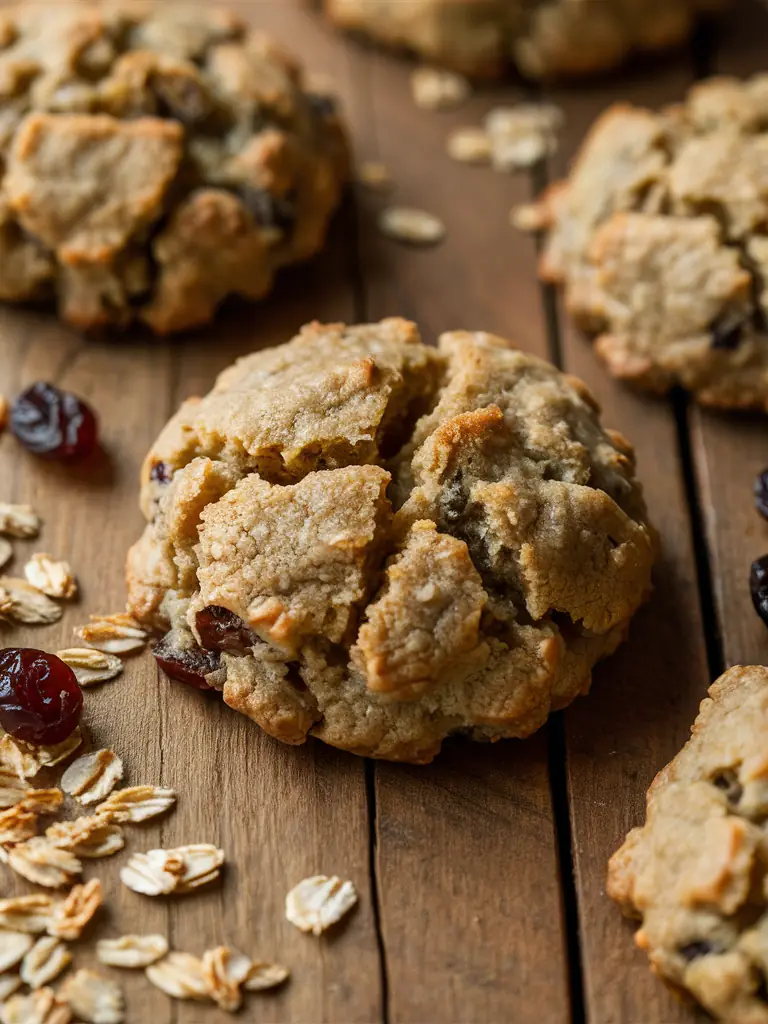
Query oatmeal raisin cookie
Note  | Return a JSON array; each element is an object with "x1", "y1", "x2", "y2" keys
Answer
[
  {"x1": 0, "y1": 3, "x2": 348, "y2": 332},
  {"x1": 322, "y1": 0, "x2": 728, "y2": 80},
  {"x1": 608, "y1": 666, "x2": 768, "y2": 1023},
  {"x1": 521, "y1": 76, "x2": 768, "y2": 410},
  {"x1": 127, "y1": 318, "x2": 656, "y2": 762}
]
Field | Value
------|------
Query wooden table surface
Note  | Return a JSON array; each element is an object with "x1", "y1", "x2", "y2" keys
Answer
[{"x1": 1, "y1": 2, "x2": 767, "y2": 1021}]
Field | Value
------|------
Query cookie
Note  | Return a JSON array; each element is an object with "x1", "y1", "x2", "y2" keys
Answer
[
  {"x1": 322, "y1": 0, "x2": 728, "y2": 80},
  {"x1": 608, "y1": 666, "x2": 768, "y2": 1023},
  {"x1": 0, "y1": 3, "x2": 348, "y2": 333},
  {"x1": 126, "y1": 318, "x2": 656, "y2": 763},
  {"x1": 519, "y1": 76, "x2": 768, "y2": 410}
]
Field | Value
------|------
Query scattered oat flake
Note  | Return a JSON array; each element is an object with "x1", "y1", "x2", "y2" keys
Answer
[
  {"x1": 0, "y1": 767, "x2": 29, "y2": 808},
  {"x1": 119, "y1": 850, "x2": 181, "y2": 897},
  {"x1": 48, "y1": 879, "x2": 102, "y2": 941},
  {"x1": 0, "y1": 504, "x2": 40, "y2": 539},
  {"x1": 0, "y1": 804, "x2": 38, "y2": 843},
  {"x1": 484, "y1": 103, "x2": 562, "y2": 172},
  {"x1": 0, "y1": 896, "x2": 57, "y2": 935},
  {"x1": 447, "y1": 126, "x2": 492, "y2": 164},
  {"x1": 7, "y1": 837, "x2": 81, "y2": 889},
  {"x1": 20, "y1": 936, "x2": 72, "y2": 989},
  {"x1": 24, "y1": 554, "x2": 77, "y2": 600},
  {"x1": 411, "y1": 66, "x2": 470, "y2": 110},
  {"x1": 146, "y1": 952, "x2": 210, "y2": 1001},
  {"x1": 75, "y1": 614, "x2": 147, "y2": 655},
  {"x1": 61, "y1": 750, "x2": 123, "y2": 806},
  {"x1": 244, "y1": 960, "x2": 290, "y2": 992},
  {"x1": 0, "y1": 930, "x2": 33, "y2": 972},
  {"x1": 45, "y1": 815, "x2": 124, "y2": 860},
  {"x1": 357, "y1": 161, "x2": 393, "y2": 190},
  {"x1": 0, "y1": 986, "x2": 72, "y2": 1024},
  {"x1": 1, "y1": 732, "x2": 82, "y2": 781},
  {"x1": 0, "y1": 973, "x2": 21, "y2": 1001},
  {"x1": 0, "y1": 538, "x2": 11, "y2": 572},
  {"x1": 61, "y1": 969, "x2": 123, "y2": 1024},
  {"x1": 23, "y1": 790, "x2": 64, "y2": 815},
  {"x1": 379, "y1": 207, "x2": 445, "y2": 246},
  {"x1": 55, "y1": 649, "x2": 123, "y2": 688},
  {"x1": 176, "y1": 844, "x2": 225, "y2": 892},
  {"x1": 202, "y1": 946, "x2": 252, "y2": 1012},
  {"x1": 96, "y1": 934, "x2": 168, "y2": 969},
  {"x1": 94, "y1": 785, "x2": 175, "y2": 824},
  {"x1": 285, "y1": 875, "x2": 358, "y2": 935},
  {"x1": 0, "y1": 578, "x2": 62, "y2": 626}
]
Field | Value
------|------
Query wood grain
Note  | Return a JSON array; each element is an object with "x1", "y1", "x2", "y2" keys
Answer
[
  {"x1": 539, "y1": 60, "x2": 714, "y2": 1023},
  {"x1": 347, "y1": 41, "x2": 571, "y2": 1024}
]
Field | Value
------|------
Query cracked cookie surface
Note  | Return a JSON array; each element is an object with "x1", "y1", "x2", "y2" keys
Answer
[
  {"x1": 521, "y1": 76, "x2": 768, "y2": 410},
  {"x1": 322, "y1": 0, "x2": 728, "y2": 80},
  {"x1": 127, "y1": 318, "x2": 656, "y2": 763},
  {"x1": 608, "y1": 666, "x2": 768, "y2": 1023},
  {"x1": 0, "y1": 3, "x2": 348, "y2": 333}
]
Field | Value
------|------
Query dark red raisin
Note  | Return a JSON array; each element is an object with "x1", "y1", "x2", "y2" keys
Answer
[
  {"x1": 751, "y1": 555, "x2": 768, "y2": 627},
  {"x1": 0, "y1": 648, "x2": 83, "y2": 745},
  {"x1": 150, "y1": 461, "x2": 172, "y2": 484},
  {"x1": 11, "y1": 382, "x2": 98, "y2": 460},
  {"x1": 755, "y1": 468, "x2": 768, "y2": 520},
  {"x1": 153, "y1": 634, "x2": 220, "y2": 691},
  {"x1": 196, "y1": 606, "x2": 256, "y2": 655}
]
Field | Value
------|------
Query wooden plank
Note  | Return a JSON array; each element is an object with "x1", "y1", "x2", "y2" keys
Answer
[
  {"x1": 688, "y1": 0, "x2": 768, "y2": 671},
  {"x1": 539, "y1": 61, "x2": 714, "y2": 1022},
  {"x1": 348, "y1": 43, "x2": 572, "y2": 1024}
]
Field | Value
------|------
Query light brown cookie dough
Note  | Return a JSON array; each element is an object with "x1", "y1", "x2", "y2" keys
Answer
[
  {"x1": 322, "y1": 0, "x2": 729, "y2": 80},
  {"x1": 608, "y1": 666, "x2": 768, "y2": 1023},
  {"x1": 520, "y1": 76, "x2": 768, "y2": 410},
  {"x1": 127, "y1": 318, "x2": 656, "y2": 763},
  {"x1": 0, "y1": 3, "x2": 348, "y2": 333}
]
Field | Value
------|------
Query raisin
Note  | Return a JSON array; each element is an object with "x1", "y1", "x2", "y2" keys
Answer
[
  {"x1": 754, "y1": 468, "x2": 768, "y2": 520},
  {"x1": 11, "y1": 382, "x2": 98, "y2": 460},
  {"x1": 710, "y1": 314, "x2": 745, "y2": 350},
  {"x1": 238, "y1": 186, "x2": 296, "y2": 233},
  {"x1": 196, "y1": 606, "x2": 256, "y2": 655},
  {"x1": 306, "y1": 92, "x2": 337, "y2": 118},
  {"x1": 679, "y1": 941, "x2": 716, "y2": 961},
  {"x1": 150, "y1": 461, "x2": 172, "y2": 485},
  {"x1": 0, "y1": 648, "x2": 83, "y2": 746},
  {"x1": 153, "y1": 634, "x2": 220, "y2": 691},
  {"x1": 750, "y1": 555, "x2": 768, "y2": 627}
]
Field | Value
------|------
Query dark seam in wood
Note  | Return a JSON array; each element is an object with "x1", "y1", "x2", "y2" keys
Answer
[{"x1": 365, "y1": 759, "x2": 390, "y2": 1024}]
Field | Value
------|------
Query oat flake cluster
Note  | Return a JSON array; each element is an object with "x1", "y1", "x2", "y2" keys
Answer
[
  {"x1": 520, "y1": 75, "x2": 768, "y2": 411},
  {"x1": 0, "y1": 3, "x2": 348, "y2": 333},
  {"x1": 127, "y1": 318, "x2": 656, "y2": 763}
]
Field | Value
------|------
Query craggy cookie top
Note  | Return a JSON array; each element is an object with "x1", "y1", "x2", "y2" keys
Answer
[
  {"x1": 127, "y1": 318, "x2": 656, "y2": 762},
  {"x1": 608, "y1": 666, "x2": 768, "y2": 1023},
  {"x1": 520, "y1": 76, "x2": 768, "y2": 410},
  {"x1": 323, "y1": 0, "x2": 728, "y2": 80},
  {"x1": 0, "y1": 3, "x2": 348, "y2": 333}
]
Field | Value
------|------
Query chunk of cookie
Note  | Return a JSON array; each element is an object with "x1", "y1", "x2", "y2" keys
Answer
[
  {"x1": 127, "y1": 318, "x2": 656, "y2": 763},
  {"x1": 520, "y1": 76, "x2": 768, "y2": 410},
  {"x1": 0, "y1": 3, "x2": 349, "y2": 332},
  {"x1": 608, "y1": 666, "x2": 768, "y2": 1022},
  {"x1": 323, "y1": 0, "x2": 729, "y2": 80}
]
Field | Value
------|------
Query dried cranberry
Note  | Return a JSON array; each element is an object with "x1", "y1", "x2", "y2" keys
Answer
[
  {"x1": 196, "y1": 606, "x2": 256, "y2": 655},
  {"x1": 755, "y1": 468, "x2": 768, "y2": 520},
  {"x1": 0, "y1": 648, "x2": 83, "y2": 745},
  {"x1": 150, "y1": 461, "x2": 172, "y2": 485},
  {"x1": 751, "y1": 555, "x2": 768, "y2": 627},
  {"x1": 11, "y1": 382, "x2": 98, "y2": 460},
  {"x1": 153, "y1": 634, "x2": 220, "y2": 691}
]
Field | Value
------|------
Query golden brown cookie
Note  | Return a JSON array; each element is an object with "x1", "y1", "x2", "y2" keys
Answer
[
  {"x1": 323, "y1": 0, "x2": 728, "y2": 80},
  {"x1": 520, "y1": 76, "x2": 768, "y2": 410},
  {"x1": 0, "y1": 3, "x2": 348, "y2": 332},
  {"x1": 609, "y1": 666, "x2": 768, "y2": 1023},
  {"x1": 127, "y1": 318, "x2": 656, "y2": 762}
]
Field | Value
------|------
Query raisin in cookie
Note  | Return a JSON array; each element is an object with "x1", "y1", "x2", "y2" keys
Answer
[
  {"x1": 518, "y1": 76, "x2": 768, "y2": 410},
  {"x1": 126, "y1": 318, "x2": 656, "y2": 763},
  {"x1": 608, "y1": 666, "x2": 768, "y2": 1023},
  {"x1": 322, "y1": 0, "x2": 728, "y2": 80},
  {"x1": 0, "y1": 3, "x2": 348, "y2": 333}
]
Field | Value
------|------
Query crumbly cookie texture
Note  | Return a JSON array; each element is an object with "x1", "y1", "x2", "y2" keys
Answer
[
  {"x1": 521, "y1": 76, "x2": 768, "y2": 410},
  {"x1": 323, "y1": 0, "x2": 728, "y2": 80},
  {"x1": 127, "y1": 318, "x2": 656, "y2": 763},
  {"x1": 0, "y1": 3, "x2": 348, "y2": 333},
  {"x1": 608, "y1": 666, "x2": 768, "y2": 1023}
]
